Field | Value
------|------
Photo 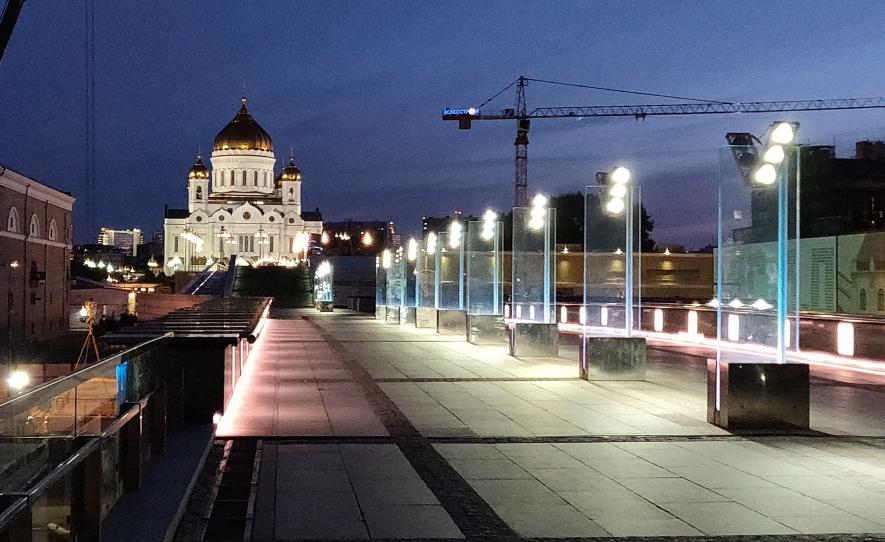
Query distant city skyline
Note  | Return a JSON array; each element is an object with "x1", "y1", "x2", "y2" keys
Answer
[{"x1": 3, "y1": 1, "x2": 885, "y2": 248}]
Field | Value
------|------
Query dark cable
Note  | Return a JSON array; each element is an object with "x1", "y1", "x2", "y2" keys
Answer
[
  {"x1": 476, "y1": 79, "x2": 518, "y2": 109},
  {"x1": 525, "y1": 77, "x2": 732, "y2": 105}
]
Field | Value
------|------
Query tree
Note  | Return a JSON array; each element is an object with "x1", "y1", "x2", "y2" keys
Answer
[{"x1": 499, "y1": 190, "x2": 656, "y2": 251}]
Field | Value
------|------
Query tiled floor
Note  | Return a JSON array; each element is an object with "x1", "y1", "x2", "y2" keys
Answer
[
  {"x1": 254, "y1": 443, "x2": 462, "y2": 540},
  {"x1": 240, "y1": 310, "x2": 885, "y2": 539}
]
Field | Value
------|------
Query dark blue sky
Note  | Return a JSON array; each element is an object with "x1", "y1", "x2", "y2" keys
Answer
[{"x1": 2, "y1": 1, "x2": 885, "y2": 247}]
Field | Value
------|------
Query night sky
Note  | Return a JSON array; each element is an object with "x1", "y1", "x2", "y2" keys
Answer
[{"x1": 2, "y1": 1, "x2": 885, "y2": 248}]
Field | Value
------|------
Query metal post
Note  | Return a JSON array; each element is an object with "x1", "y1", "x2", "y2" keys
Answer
[
  {"x1": 543, "y1": 212, "x2": 551, "y2": 323},
  {"x1": 776, "y1": 151, "x2": 788, "y2": 364},
  {"x1": 458, "y1": 241, "x2": 465, "y2": 310},
  {"x1": 434, "y1": 246, "x2": 440, "y2": 309},
  {"x1": 493, "y1": 226, "x2": 500, "y2": 314},
  {"x1": 625, "y1": 188, "x2": 634, "y2": 338}
]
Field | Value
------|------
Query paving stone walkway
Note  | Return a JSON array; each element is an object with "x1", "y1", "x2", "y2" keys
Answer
[{"x1": 221, "y1": 309, "x2": 885, "y2": 540}]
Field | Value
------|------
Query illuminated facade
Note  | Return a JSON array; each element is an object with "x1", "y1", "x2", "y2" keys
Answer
[
  {"x1": 97, "y1": 227, "x2": 142, "y2": 256},
  {"x1": 1, "y1": 164, "x2": 74, "y2": 345},
  {"x1": 163, "y1": 98, "x2": 322, "y2": 271}
]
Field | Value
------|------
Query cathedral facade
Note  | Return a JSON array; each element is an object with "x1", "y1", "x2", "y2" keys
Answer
[{"x1": 163, "y1": 98, "x2": 322, "y2": 271}]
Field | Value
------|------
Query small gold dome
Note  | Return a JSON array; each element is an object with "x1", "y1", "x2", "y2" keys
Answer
[
  {"x1": 276, "y1": 155, "x2": 302, "y2": 187},
  {"x1": 188, "y1": 155, "x2": 209, "y2": 179}
]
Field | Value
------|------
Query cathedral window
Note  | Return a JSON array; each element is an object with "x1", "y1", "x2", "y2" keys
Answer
[
  {"x1": 7, "y1": 207, "x2": 19, "y2": 232},
  {"x1": 29, "y1": 214, "x2": 40, "y2": 238},
  {"x1": 196, "y1": 186, "x2": 203, "y2": 200},
  {"x1": 860, "y1": 289, "x2": 868, "y2": 311},
  {"x1": 242, "y1": 171, "x2": 247, "y2": 186},
  {"x1": 48, "y1": 219, "x2": 57, "y2": 241},
  {"x1": 288, "y1": 188, "x2": 294, "y2": 201},
  {"x1": 231, "y1": 170, "x2": 236, "y2": 185},
  {"x1": 174, "y1": 235, "x2": 179, "y2": 252},
  {"x1": 254, "y1": 171, "x2": 258, "y2": 186},
  {"x1": 269, "y1": 235, "x2": 274, "y2": 253}
]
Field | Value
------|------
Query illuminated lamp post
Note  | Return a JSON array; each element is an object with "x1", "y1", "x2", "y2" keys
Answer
[
  {"x1": 465, "y1": 209, "x2": 506, "y2": 344},
  {"x1": 217, "y1": 225, "x2": 232, "y2": 262},
  {"x1": 509, "y1": 193, "x2": 558, "y2": 357},
  {"x1": 710, "y1": 121, "x2": 807, "y2": 430},
  {"x1": 580, "y1": 166, "x2": 646, "y2": 381},
  {"x1": 255, "y1": 226, "x2": 269, "y2": 263},
  {"x1": 434, "y1": 218, "x2": 469, "y2": 336}
]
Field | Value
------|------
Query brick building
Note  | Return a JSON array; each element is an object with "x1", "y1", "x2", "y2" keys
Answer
[{"x1": 0, "y1": 164, "x2": 75, "y2": 350}]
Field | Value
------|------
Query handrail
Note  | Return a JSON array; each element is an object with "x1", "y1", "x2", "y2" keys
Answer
[
  {"x1": 26, "y1": 437, "x2": 101, "y2": 501},
  {"x1": 0, "y1": 333, "x2": 171, "y2": 421},
  {"x1": 0, "y1": 495, "x2": 28, "y2": 533}
]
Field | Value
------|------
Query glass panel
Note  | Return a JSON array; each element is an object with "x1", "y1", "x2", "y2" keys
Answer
[
  {"x1": 716, "y1": 142, "x2": 800, "y2": 363},
  {"x1": 386, "y1": 247, "x2": 405, "y2": 309},
  {"x1": 74, "y1": 363, "x2": 118, "y2": 435},
  {"x1": 417, "y1": 234, "x2": 438, "y2": 308},
  {"x1": 511, "y1": 206, "x2": 556, "y2": 323},
  {"x1": 437, "y1": 231, "x2": 464, "y2": 310},
  {"x1": 583, "y1": 185, "x2": 641, "y2": 335},
  {"x1": 375, "y1": 255, "x2": 387, "y2": 307},
  {"x1": 100, "y1": 434, "x2": 122, "y2": 519},
  {"x1": 466, "y1": 220, "x2": 503, "y2": 315},
  {"x1": 404, "y1": 251, "x2": 417, "y2": 309},
  {"x1": 31, "y1": 471, "x2": 73, "y2": 541}
]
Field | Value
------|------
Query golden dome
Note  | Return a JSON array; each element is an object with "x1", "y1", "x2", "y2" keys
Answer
[
  {"x1": 280, "y1": 156, "x2": 302, "y2": 182},
  {"x1": 213, "y1": 97, "x2": 273, "y2": 152},
  {"x1": 187, "y1": 155, "x2": 209, "y2": 179}
]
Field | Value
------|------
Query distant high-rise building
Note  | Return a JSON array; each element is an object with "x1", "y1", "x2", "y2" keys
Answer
[{"x1": 97, "y1": 227, "x2": 143, "y2": 256}]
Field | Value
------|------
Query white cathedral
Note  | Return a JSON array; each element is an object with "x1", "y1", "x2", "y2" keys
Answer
[{"x1": 164, "y1": 98, "x2": 322, "y2": 271}]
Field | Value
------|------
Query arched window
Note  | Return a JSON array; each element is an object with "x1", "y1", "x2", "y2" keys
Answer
[
  {"x1": 29, "y1": 214, "x2": 40, "y2": 237},
  {"x1": 196, "y1": 186, "x2": 203, "y2": 200},
  {"x1": 253, "y1": 171, "x2": 258, "y2": 186},
  {"x1": 859, "y1": 288, "x2": 868, "y2": 311},
  {"x1": 263, "y1": 171, "x2": 268, "y2": 186},
  {"x1": 7, "y1": 207, "x2": 19, "y2": 232},
  {"x1": 242, "y1": 171, "x2": 247, "y2": 186},
  {"x1": 878, "y1": 289, "x2": 884, "y2": 312},
  {"x1": 288, "y1": 188, "x2": 294, "y2": 201},
  {"x1": 231, "y1": 170, "x2": 236, "y2": 185},
  {"x1": 48, "y1": 219, "x2": 57, "y2": 241}
]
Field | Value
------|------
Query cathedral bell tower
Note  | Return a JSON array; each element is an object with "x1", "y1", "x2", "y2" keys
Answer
[
  {"x1": 187, "y1": 154, "x2": 209, "y2": 213},
  {"x1": 278, "y1": 154, "x2": 303, "y2": 216}
]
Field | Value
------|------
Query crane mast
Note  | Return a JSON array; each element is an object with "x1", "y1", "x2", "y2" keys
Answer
[{"x1": 443, "y1": 77, "x2": 885, "y2": 207}]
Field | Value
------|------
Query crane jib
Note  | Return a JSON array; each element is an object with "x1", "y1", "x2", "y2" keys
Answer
[{"x1": 442, "y1": 98, "x2": 885, "y2": 121}]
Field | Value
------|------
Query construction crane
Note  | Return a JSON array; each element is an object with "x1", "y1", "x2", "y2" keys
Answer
[
  {"x1": 443, "y1": 76, "x2": 885, "y2": 207},
  {"x1": 0, "y1": 0, "x2": 25, "y2": 64}
]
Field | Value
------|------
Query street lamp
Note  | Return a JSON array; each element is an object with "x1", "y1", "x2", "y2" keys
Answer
[
  {"x1": 217, "y1": 225, "x2": 232, "y2": 262},
  {"x1": 255, "y1": 226, "x2": 269, "y2": 263},
  {"x1": 597, "y1": 166, "x2": 631, "y2": 215},
  {"x1": 528, "y1": 194, "x2": 547, "y2": 230}
]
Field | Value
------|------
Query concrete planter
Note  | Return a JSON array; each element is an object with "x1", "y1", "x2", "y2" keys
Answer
[
  {"x1": 467, "y1": 314, "x2": 507, "y2": 345},
  {"x1": 437, "y1": 309, "x2": 467, "y2": 336},
  {"x1": 508, "y1": 322, "x2": 559, "y2": 357},
  {"x1": 386, "y1": 306, "x2": 401, "y2": 324},
  {"x1": 707, "y1": 361, "x2": 809, "y2": 430},
  {"x1": 415, "y1": 307, "x2": 438, "y2": 329},
  {"x1": 579, "y1": 336, "x2": 646, "y2": 380},
  {"x1": 400, "y1": 307, "x2": 416, "y2": 325}
]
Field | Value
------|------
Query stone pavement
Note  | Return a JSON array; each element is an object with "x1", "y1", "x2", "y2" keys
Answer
[{"x1": 220, "y1": 309, "x2": 885, "y2": 540}]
